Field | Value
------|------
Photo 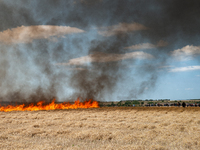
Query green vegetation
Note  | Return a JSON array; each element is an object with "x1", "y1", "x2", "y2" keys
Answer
[
  {"x1": 132, "y1": 101, "x2": 140, "y2": 105},
  {"x1": 111, "y1": 102, "x2": 115, "y2": 107},
  {"x1": 101, "y1": 99, "x2": 199, "y2": 107},
  {"x1": 148, "y1": 102, "x2": 154, "y2": 104},
  {"x1": 125, "y1": 101, "x2": 131, "y2": 106},
  {"x1": 116, "y1": 100, "x2": 141, "y2": 107},
  {"x1": 117, "y1": 101, "x2": 122, "y2": 106}
]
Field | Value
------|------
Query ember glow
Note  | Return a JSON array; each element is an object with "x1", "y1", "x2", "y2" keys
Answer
[{"x1": 0, "y1": 99, "x2": 99, "y2": 112}]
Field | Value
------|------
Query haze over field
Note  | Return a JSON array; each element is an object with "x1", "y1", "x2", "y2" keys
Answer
[{"x1": 0, "y1": 0, "x2": 200, "y2": 102}]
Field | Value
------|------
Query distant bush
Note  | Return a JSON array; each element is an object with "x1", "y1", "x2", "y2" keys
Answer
[
  {"x1": 125, "y1": 101, "x2": 132, "y2": 106},
  {"x1": 148, "y1": 102, "x2": 154, "y2": 104},
  {"x1": 111, "y1": 102, "x2": 115, "y2": 107},
  {"x1": 132, "y1": 101, "x2": 140, "y2": 104},
  {"x1": 117, "y1": 102, "x2": 122, "y2": 106}
]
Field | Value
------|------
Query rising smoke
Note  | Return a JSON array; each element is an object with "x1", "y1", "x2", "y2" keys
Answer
[{"x1": 0, "y1": 0, "x2": 200, "y2": 102}]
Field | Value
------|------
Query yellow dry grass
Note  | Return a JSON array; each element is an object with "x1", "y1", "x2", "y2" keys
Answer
[{"x1": 0, "y1": 107, "x2": 200, "y2": 150}]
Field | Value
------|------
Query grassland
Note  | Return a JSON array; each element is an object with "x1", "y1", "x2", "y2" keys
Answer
[{"x1": 0, "y1": 107, "x2": 200, "y2": 150}]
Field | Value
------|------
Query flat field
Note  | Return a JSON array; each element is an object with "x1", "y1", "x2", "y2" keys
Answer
[{"x1": 0, "y1": 107, "x2": 200, "y2": 150}]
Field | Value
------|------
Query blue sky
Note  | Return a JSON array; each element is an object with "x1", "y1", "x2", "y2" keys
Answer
[{"x1": 0, "y1": 0, "x2": 199, "y2": 102}]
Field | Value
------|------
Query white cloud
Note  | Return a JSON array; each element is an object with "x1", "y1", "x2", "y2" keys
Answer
[
  {"x1": 169, "y1": 66, "x2": 200, "y2": 72},
  {"x1": 172, "y1": 45, "x2": 200, "y2": 61},
  {"x1": 124, "y1": 40, "x2": 168, "y2": 50},
  {"x1": 57, "y1": 51, "x2": 154, "y2": 66},
  {"x1": 0, "y1": 25, "x2": 84, "y2": 44},
  {"x1": 98, "y1": 22, "x2": 148, "y2": 37}
]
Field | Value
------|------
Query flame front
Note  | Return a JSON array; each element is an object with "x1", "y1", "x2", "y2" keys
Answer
[{"x1": 0, "y1": 99, "x2": 99, "y2": 112}]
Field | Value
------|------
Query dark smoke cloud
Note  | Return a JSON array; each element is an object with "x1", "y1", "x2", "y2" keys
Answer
[{"x1": 0, "y1": 0, "x2": 200, "y2": 102}]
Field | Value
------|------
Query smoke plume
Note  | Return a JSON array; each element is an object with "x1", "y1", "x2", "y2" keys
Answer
[{"x1": 0, "y1": 0, "x2": 200, "y2": 102}]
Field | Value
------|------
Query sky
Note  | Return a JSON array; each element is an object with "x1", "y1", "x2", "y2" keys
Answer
[{"x1": 0, "y1": 0, "x2": 199, "y2": 102}]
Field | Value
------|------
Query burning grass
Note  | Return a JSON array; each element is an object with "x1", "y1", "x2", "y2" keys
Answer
[
  {"x1": 0, "y1": 107, "x2": 200, "y2": 149},
  {"x1": 0, "y1": 99, "x2": 99, "y2": 112}
]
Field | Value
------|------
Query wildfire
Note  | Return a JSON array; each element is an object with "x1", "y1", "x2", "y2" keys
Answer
[{"x1": 0, "y1": 99, "x2": 99, "y2": 112}]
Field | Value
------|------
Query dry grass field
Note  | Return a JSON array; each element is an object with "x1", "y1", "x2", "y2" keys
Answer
[{"x1": 0, "y1": 107, "x2": 200, "y2": 150}]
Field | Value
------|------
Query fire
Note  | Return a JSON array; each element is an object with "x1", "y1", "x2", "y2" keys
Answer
[{"x1": 0, "y1": 99, "x2": 99, "y2": 112}]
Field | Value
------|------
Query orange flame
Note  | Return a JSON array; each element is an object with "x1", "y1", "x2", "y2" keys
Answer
[{"x1": 0, "y1": 99, "x2": 99, "y2": 112}]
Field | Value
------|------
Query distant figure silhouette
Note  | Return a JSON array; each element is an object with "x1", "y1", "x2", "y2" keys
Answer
[
  {"x1": 182, "y1": 102, "x2": 186, "y2": 108},
  {"x1": 178, "y1": 102, "x2": 181, "y2": 107}
]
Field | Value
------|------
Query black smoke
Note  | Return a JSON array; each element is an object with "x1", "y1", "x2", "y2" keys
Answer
[{"x1": 0, "y1": 0, "x2": 200, "y2": 102}]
